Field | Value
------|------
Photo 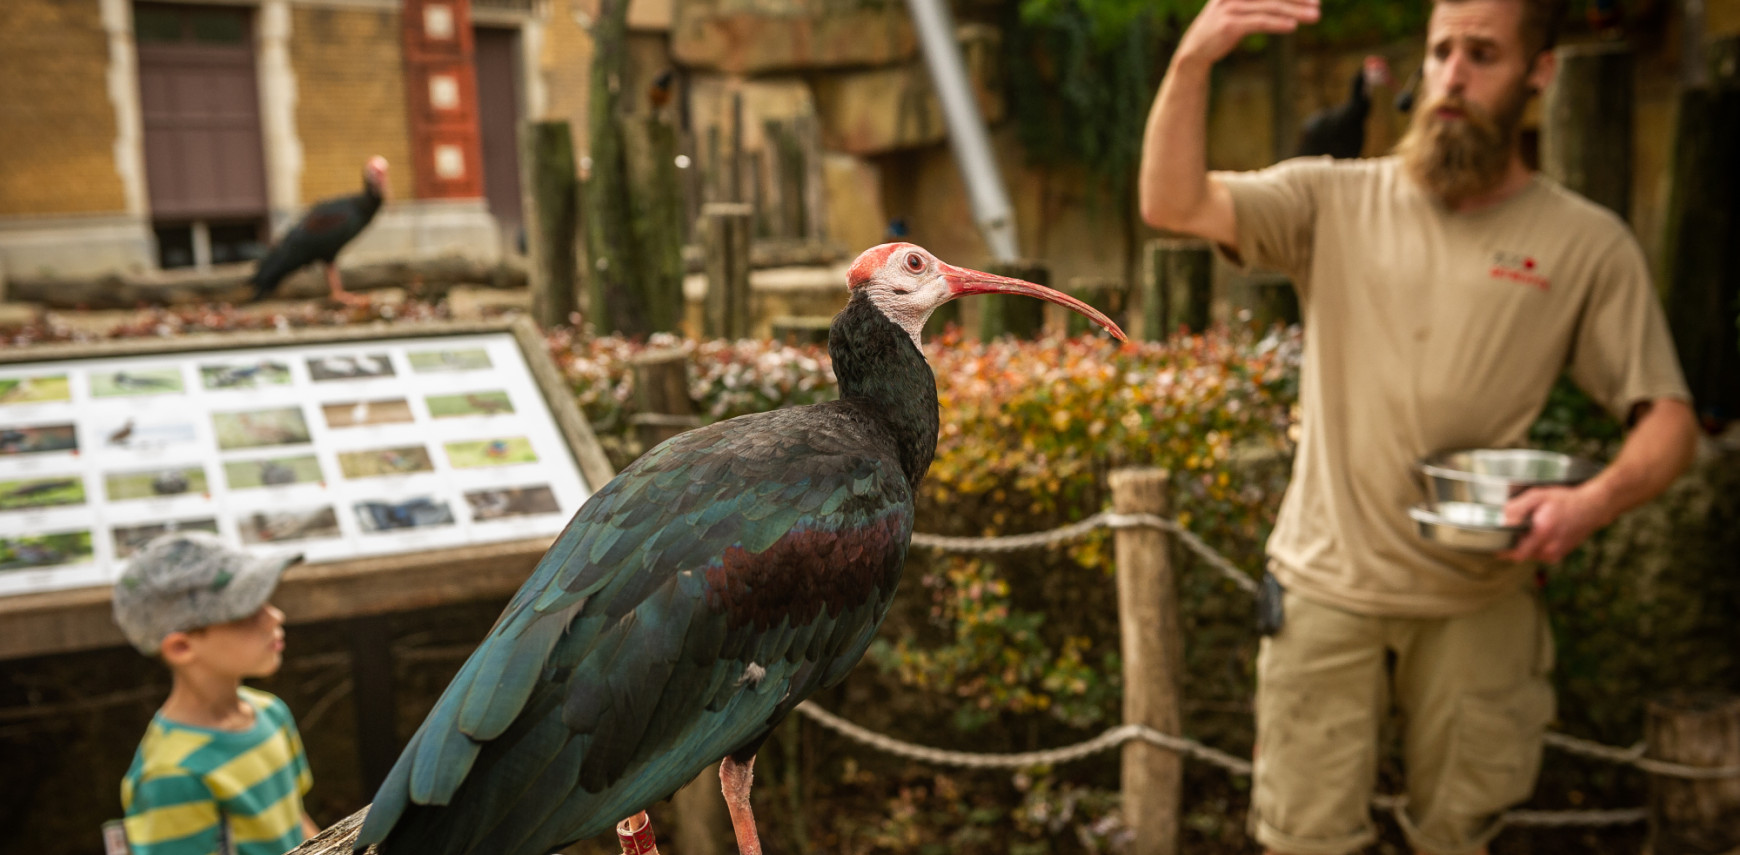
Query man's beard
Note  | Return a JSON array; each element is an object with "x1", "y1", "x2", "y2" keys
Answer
[{"x1": 1395, "y1": 81, "x2": 1530, "y2": 207}]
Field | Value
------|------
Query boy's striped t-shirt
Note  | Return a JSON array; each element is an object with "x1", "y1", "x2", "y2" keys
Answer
[{"x1": 121, "y1": 687, "x2": 312, "y2": 855}]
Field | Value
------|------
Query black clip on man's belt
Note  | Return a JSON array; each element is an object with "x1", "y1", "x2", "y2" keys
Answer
[{"x1": 1256, "y1": 570, "x2": 1285, "y2": 636}]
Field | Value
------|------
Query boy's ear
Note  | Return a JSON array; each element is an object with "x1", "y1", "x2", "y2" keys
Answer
[{"x1": 160, "y1": 631, "x2": 198, "y2": 666}]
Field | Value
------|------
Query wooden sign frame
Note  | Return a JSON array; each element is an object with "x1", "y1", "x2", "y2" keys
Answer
[{"x1": 0, "y1": 317, "x2": 614, "y2": 660}]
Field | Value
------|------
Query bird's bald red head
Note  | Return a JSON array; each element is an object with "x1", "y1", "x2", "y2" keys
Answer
[
  {"x1": 1363, "y1": 55, "x2": 1392, "y2": 87},
  {"x1": 848, "y1": 243, "x2": 910, "y2": 290},
  {"x1": 364, "y1": 156, "x2": 390, "y2": 199},
  {"x1": 843, "y1": 242, "x2": 1126, "y2": 345}
]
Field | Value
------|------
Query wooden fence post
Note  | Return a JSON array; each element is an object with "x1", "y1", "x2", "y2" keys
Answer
[
  {"x1": 1141, "y1": 239, "x2": 1212, "y2": 340},
  {"x1": 629, "y1": 347, "x2": 699, "y2": 451},
  {"x1": 1110, "y1": 467, "x2": 1181, "y2": 855},
  {"x1": 1542, "y1": 42, "x2": 1634, "y2": 220},
  {"x1": 701, "y1": 202, "x2": 754, "y2": 339},
  {"x1": 519, "y1": 120, "x2": 579, "y2": 329},
  {"x1": 979, "y1": 260, "x2": 1049, "y2": 341},
  {"x1": 1646, "y1": 692, "x2": 1740, "y2": 855},
  {"x1": 1661, "y1": 35, "x2": 1740, "y2": 439},
  {"x1": 344, "y1": 615, "x2": 398, "y2": 796},
  {"x1": 670, "y1": 763, "x2": 730, "y2": 855}
]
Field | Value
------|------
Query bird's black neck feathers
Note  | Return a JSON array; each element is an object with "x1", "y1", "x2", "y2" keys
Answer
[
  {"x1": 1348, "y1": 69, "x2": 1371, "y2": 107},
  {"x1": 359, "y1": 182, "x2": 385, "y2": 218},
  {"x1": 828, "y1": 291, "x2": 940, "y2": 491}
]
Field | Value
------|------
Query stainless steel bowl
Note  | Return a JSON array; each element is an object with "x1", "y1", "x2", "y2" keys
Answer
[
  {"x1": 1409, "y1": 502, "x2": 1528, "y2": 552},
  {"x1": 1419, "y1": 448, "x2": 1602, "y2": 507}
]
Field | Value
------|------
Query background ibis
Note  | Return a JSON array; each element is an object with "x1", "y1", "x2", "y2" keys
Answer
[{"x1": 249, "y1": 156, "x2": 388, "y2": 306}]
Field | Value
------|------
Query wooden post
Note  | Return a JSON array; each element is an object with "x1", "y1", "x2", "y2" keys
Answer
[
  {"x1": 1661, "y1": 35, "x2": 1740, "y2": 433},
  {"x1": 583, "y1": 0, "x2": 683, "y2": 337},
  {"x1": 620, "y1": 116, "x2": 688, "y2": 334},
  {"x1": 1110, "y1": 467, "x2": 1181, "y2": 855},
  {"x1": 763, "y1": 119, "x2": 807, "y2": 239},
  {"x1": 629, "y1": 347, "x2": 698, "y2": 451},
  {"x1": 979, "y1": 261, "x2": 1049, "y2": 341},
  {"x1": 1542, "y1": 42, "x2": 1633, "y2": 220},
  {"x1": 670, "y1": 764, "x2": 731, "y2": 855},
  {"x1": 1142, "y1": 238, "x2": 1212, "y2": 340},
  {"x1": 1271, "y1": 33, "x2": 1300, "y2": 159},
  {"x1": 1645, "y1": 692, "x2": 1740, "y2": 854},
  {"x1": 519, "y1": 120, "x2": 579, "y2": 329},
  {"x1": 702, "y1": 202, "x2": 754, "y2": 339},
  {"x1": 797, "y1": 113, "x2": 829, "y2": 244},
  {"x1": 344, "y1": 615, "x2": 398, "y2": 796}
]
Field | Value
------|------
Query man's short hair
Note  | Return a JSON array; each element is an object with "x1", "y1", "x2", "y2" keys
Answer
[{"x1": 1434, "y1": 0, "x2": 1567, "y2": 57}]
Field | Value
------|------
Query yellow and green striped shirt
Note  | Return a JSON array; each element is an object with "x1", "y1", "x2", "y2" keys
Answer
[{"x1": 120, "y1": 687, "x2": 313, "y2": 855}]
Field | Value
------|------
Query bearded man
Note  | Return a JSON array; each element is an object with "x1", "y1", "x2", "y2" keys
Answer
[{"x1": 1138, "y1": 1, "x2": 1698, "y2": 853}]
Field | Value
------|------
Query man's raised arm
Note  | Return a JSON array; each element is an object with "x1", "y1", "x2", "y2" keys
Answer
[{"x1": 1138, "y1": 0, "x2": 1320, "y2": 248}]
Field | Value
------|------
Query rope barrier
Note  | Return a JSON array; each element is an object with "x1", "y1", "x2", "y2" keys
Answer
[
  {"x1": 796, "y1": 701, "x2": 1652, "y2": 828},
  {"x1": 908, "y1": 511, "x2": 1259, "y2": 594},
  {"x1": 905, "y1": 511, "x2": 1740, "y2": 782}
]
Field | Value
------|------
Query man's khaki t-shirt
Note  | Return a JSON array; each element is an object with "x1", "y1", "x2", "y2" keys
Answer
[{"x1": 1217, "y1": 156, "x2": 1689, "y2": 617}]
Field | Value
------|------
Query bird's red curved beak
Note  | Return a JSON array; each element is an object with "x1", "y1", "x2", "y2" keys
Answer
[{"x1": 940, "y1": 263, "x2": 1127, "y2": 341}]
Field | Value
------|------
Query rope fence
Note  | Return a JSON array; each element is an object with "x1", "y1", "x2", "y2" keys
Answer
[{"x1": 825, "y1": 509, "x2": 1740, "y2": 830}]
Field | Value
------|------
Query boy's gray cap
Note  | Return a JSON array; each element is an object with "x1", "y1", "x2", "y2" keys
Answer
[{"x1": 112, "y1": 531, "x2": 302, "y2": 655}]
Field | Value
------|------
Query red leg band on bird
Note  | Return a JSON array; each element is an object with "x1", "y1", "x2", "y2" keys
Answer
[{"x1": 616, "y1": 811, "x2": 658, "y2": 855}]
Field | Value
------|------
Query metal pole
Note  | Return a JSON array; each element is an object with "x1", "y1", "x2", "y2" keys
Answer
[{"x1": 903, "y1": 0, "x2": 1020, "y2": 263}]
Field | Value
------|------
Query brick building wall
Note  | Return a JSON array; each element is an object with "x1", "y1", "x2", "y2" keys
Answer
[
  {"x1": 0, "y1": 0, "x2": 127, "y2": 217},
  {"x1": 539, "y1": 0, "x2": 594, "y2": 159},
  {"x1": 291, "y1": 5, "x2": 414, "y2": 204}
]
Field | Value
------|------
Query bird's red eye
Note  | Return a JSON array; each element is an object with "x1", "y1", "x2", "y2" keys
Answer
[{"x1": 904, "y1": 253, "x2": 924, "y2": 273}]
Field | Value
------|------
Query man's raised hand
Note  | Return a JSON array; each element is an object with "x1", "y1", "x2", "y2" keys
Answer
[{"x1": 1174, "y1": 0, "x2": 1322, "y2": 70}]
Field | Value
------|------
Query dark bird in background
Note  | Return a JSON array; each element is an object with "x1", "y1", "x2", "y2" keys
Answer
[
  {"x1": 249, "y1": 156, "x2": 388, "y2": 306},
  {"x1": 1589, "y1": 0, "x2": 1624, "y2": 38},
  {"x1": 1295, "y1": 55, "x2": 1392, "y2": 158},
  {"x1": 1394, "y1": 63, "x2": 1422, "y2": 113},
  {"x1": 647, "y1": 69, "x2": 676, "y2": 111},
  {"x1": 354, "y1": 243, "x2": 1126, "y2": 855}
]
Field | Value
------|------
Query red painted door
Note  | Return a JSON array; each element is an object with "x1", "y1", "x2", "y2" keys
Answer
[{"x1": 402, "y1": 0, "x2": 483, "y2": 200}]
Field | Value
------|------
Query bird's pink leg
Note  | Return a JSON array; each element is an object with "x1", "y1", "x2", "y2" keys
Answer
[
  {"x1": 719, "y1": 756, "x2": 762, "y2": 855},
  {"x1": 325, "y1": 263, "x2": 367, "y2": 306}
]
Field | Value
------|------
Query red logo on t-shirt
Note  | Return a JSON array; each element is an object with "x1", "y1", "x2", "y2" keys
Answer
[{"x1": 1490, "y1": 251, "x2": 1549, "y2": 290}]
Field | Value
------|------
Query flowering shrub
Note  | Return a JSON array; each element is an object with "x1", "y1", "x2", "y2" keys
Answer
[{"x1": 549, "y1": 324, "x2": 1301, "y2": 732}]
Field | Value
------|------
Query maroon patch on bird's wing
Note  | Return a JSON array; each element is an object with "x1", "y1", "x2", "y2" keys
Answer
[
  {"x1": 847, "y1": 243, "x2": 910, "y2": 290},
  {"x1": 703, "y1": 514, "x2": 906, "y2": 631}
]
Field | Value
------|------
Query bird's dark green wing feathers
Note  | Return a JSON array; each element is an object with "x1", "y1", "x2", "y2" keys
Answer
[{"x1": 357, "y1": 405, "x2": 914, "y2": 853}]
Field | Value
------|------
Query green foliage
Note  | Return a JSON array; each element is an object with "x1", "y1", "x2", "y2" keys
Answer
[{"x1": 1006, "y1": 0, "x2": 1169, "y2": 185}]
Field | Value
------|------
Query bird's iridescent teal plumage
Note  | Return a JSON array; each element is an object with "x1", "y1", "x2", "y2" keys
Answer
[{"x1": 356, "y1": 292, "x2": 936, "y2": 854}]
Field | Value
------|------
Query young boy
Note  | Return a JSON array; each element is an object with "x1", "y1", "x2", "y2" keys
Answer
[{"x1": 112, "y1": 531, "x2": 320, "y2": 855}]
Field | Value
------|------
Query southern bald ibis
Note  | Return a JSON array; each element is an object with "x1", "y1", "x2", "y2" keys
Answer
[
  {"x1": 249, "y1": 156, "x2": 388, "y2": 306},
  {"x1": 1296, "y1": 55, "x2": 1392, "y2": 159},
  {"x1": 354, "y1": 243, "x2": 1125, "y2": 855}
]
